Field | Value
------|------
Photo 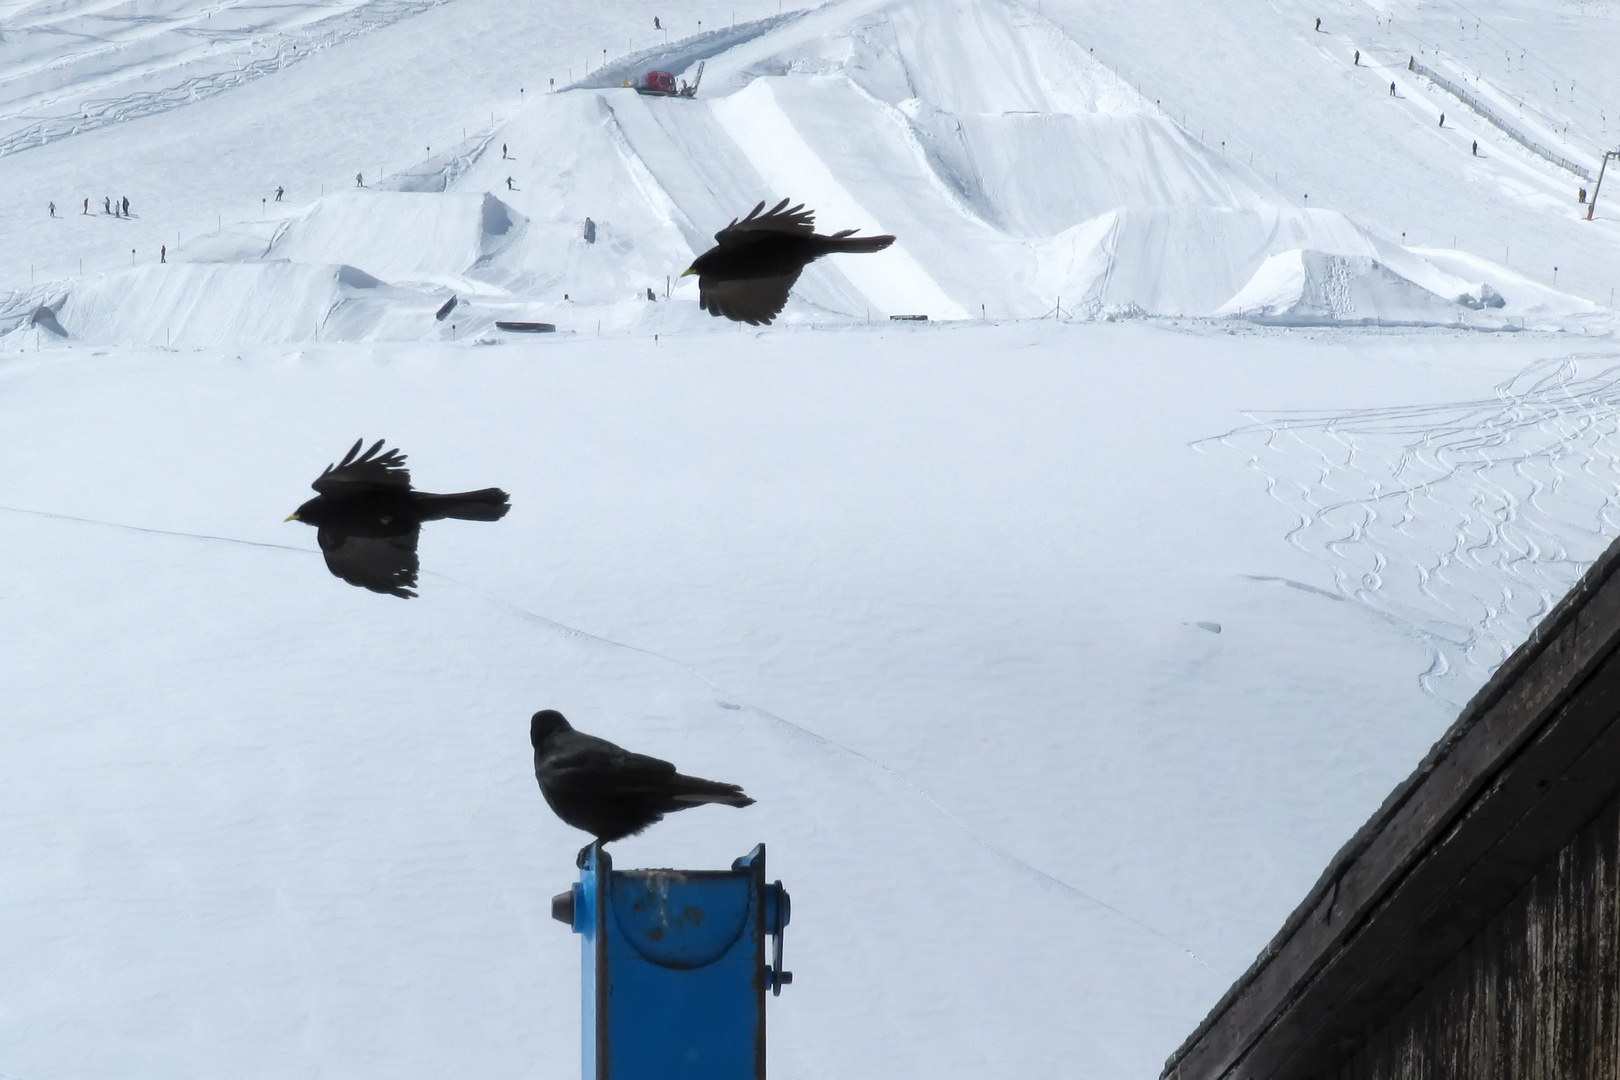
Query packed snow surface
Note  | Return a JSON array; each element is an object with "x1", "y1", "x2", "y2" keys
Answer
[{"x1": 3, "y1": 0, "x2": 1620, "y2": 1076}]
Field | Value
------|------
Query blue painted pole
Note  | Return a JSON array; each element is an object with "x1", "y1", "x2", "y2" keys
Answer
[{"x1": 553, "y1": 844, "x2": 792, "y2": 1080}]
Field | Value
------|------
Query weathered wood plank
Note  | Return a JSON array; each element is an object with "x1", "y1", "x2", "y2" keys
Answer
[
  {"x1": 1163, "y1": 533, "x2": 1620, "y2": 1080},
  {"x1": 1332, "y1": 799, "x2": 1620, "y2": 1080},
  {"x1": 1254, "y1": 656, "x2": 1620, "y2": 1077}
]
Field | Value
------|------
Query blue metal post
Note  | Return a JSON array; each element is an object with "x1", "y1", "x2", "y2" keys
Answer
[{"x1": 552, "y1": 844, "x2": 792, "y2": 1080}]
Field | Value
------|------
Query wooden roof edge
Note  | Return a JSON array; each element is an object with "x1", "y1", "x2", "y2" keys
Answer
[{"x1": 1161, "y1": 531, "x2": 1620, "y2": 1080}]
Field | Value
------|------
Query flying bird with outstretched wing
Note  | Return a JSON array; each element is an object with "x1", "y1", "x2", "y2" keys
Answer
[
  {"x1": 285, "y1": 438, "x2": 510, "y2": 598},
  {"x1": 682, "y1": 198, "x2": 896, "y2": 325}
]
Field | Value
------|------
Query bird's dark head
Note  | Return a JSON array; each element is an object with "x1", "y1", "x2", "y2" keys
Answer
[
  {"x1": 284, "y1": 496, "x2": 324, "y2": 525},
  {"x1": 531, "y1": 709, "x2": 573, "y2": 748},
  {"x1": 682, "y1": 251, "x2": 712, "y2": 278}
]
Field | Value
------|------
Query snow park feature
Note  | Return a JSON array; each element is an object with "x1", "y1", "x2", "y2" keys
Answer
[{"x1": 2, "y1": 0, "x2": 1620, "y2": 1076}]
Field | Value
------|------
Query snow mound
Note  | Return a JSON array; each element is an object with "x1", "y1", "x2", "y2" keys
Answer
[
  {"x1": 44, "y1": 262, "x2": 440, "y2": 347},
  {"x1": 269, "y1": 192, "x2": 525, "y2": 284},
  {"x1": 11, "y1": 0, "x2": 1606, "y2": 346},
  {"x1": 1215, "y1": 250, "x2": 1482, "y2": 326}
]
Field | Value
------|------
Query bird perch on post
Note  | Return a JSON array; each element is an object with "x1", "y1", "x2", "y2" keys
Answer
[{"x1": 532, "y1": 709, "x2": 791, "y2": 1079}]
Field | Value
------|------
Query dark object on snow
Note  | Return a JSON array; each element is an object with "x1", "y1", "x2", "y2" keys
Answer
[
  {"x1": 435, "y1": 295, "x2": 458, "y2": 321},
  {"x1": 495, "y1": 320, "x2": 556, "y2": 333},
  {"x1": 1439, "y1": 112, "x2": 1445, "y2": 127},
  {"x1": 121, "y1": 196, "x2": 129, "y2": 216},
  {"x1": 1390, "y1": 81, "x2": 1396, "y2": 95},
  {"x1": 890, "y1": 314, "x2": 928, "y2": 321},
  {"x1": 683, "y1": 198, "x2": 896, "y2": 325},
  {"x1": 1161, "y1": 528, "x2": 1620, "y2": 1080},
  {"x1": 285, "y1": 438, "x2": 509, "y2": 598},
  {"x1": 531, "y1": 709, "x2": 754, "y2": 860},
  {"x1": 635, "y1": 61, "x2": 703, "y2": 98},
  {"x1": 583, "y1": 217, "x2": 596, "y2": 244}
]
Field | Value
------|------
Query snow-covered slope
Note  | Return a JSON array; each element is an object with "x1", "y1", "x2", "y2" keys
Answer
[
  {"x1": 6, "y1": 0, "x2": 1607, "y2": 345},
  {"x1": 14, "y1": 322, "x2": 1605, "y2": 1079},
  {"x1": 3, "y1": 0, "x2": 1620, "y2": 1076}
]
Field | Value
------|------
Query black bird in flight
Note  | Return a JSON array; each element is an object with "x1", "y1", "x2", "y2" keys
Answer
[
  {"x1": 682, "y1": 198, "x2": 895, "y2": 325},
  {"x1": 285, "y1": 438, "x2": 510, "y2": 598},
  {"x1": 531, "y1": 709, "x2": 754, "y2": 862}
]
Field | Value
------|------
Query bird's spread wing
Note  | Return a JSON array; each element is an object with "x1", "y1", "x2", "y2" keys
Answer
[
  {"x1": 317, "y1": 528, "x2": 420, "y2": 598},
  {"x1": 541, "y1": 733, "x2": 679, "y2": 793},
  {"x1": 311, "y1": 438, "x2": 412, "y2": 496},
  {"x1": 713, "y1": 198, "x2": 815, "y2": 246},
  {"x1": 700, "y1": 273, "x2": 800, "y2": 326}
]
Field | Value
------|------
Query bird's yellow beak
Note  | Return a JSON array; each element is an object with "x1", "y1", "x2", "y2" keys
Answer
[
  {"x1": 680, "y1": 267, "x2": 696, "y2": 277},
  {"x1": 284, "y1": 512, "x2": 300, "y2": 522}
]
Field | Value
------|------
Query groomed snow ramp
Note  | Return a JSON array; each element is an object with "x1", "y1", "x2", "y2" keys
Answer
[
  {"x1": 269, "y1": 192, "x2": 525, "y2": 282},
  {"x1": 53, "y1": 263, "x2": 439, "y2": 347}
]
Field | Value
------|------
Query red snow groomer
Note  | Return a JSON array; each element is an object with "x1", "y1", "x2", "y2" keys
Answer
[{"x1": 633, "y1": 61, "x2": 704, "y2": 98}]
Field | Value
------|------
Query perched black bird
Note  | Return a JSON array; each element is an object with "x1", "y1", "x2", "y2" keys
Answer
[
  {"x1": 285, "y1": 438, "x2": 509, "y2": 598},
  {"x1": 682, "y1": 198, "x2": 895, "y2": 325},
  {"x1": 531, "y1": 709, "x2": 754, "y2": 861}
]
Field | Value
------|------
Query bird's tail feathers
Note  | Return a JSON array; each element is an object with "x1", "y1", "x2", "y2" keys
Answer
[
  {"x1": 669, "y1": 773, "x2": 755, "y2": 808},
  {"x1": 820, "y1": 230, "x2": 896, "y2": 254},
  {"x1": 416, "y1": 488, "x2": 511, "y2": 521}
]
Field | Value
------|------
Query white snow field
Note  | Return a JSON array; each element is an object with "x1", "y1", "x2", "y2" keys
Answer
[{"x1": 3, "y1": 0, "x2": 1620, "y2": 1076}]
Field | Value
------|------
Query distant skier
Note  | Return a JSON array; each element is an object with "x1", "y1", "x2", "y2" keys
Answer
[
  {"x1": 502, "y1": 142, "x2": 509, "y2": 159},
  {"x1": 82, "y1": 197, "x2": 88, "y2": 214},
  {"x1": 646, "y1": 287, "x2": 656, "y2": 301},
  {"x1": 1353, "y1": 49, "x2": 1359, "y2": 65},
  {"x1": 103, "y1": 196, "x2": 110, "y2": 214},
  {"x1": 654, "y1": 15, "x2": 661, "y2": 28},
  {"x1": 356, "y1": 172, "x2": 364, "y2": 187},
  {"x1": 583, "y1": 217, "x2": 596, "y2": 244},
  {"x1": 1314, "y1": 17, "x2": 1321, "y2": 31},
  {"x1": 1389, "y1": 81, "x2": 1396, "y2": 96},
  {"x1": 1580, "y1": 187, "x2": 1588, "y2": 203},
  {"x1": 506, "y1": 176, "x2": 515, "y2": 190},
  {"x1": 276, "y1": 185, "x2": 284, "y2": 201},
  {"x1": 122, "y1": 196, "x2": 129, "y2": 216},
  {"x1": 1472, "y1": 140, "x2": 1478, "y2": 155},
  {"x1": 1438, "y1": 112, "x2": 1445, "y2": 127},
  {"x1": 48, "y1": 201, "x2": 55, "y2": 217},
  {"x1": 160, "y1": 244, "x2": 167, "y2": 263}
]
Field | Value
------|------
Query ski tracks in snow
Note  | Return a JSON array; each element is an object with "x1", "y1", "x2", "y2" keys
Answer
[
  {"x1": 1201, "y1": 351, "x2": 1620, "y2": 705},
  {"x1": 0, "y1": 0, "x2": 453, "y2": 158}
]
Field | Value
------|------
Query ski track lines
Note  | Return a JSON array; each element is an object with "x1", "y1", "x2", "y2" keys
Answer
[
  {"x1": 1204, "y1": 353, "x2": 1620, "y2": 705},
  {"x1": 0, "y1": 0, "x2": 450, "y2": 157},
  {"x1": 708, "y1": 76, "x2": 970, "y2": 321}
]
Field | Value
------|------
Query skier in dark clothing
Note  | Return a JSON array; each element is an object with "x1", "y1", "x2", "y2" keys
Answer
[
  {"x1": 1314, "y1": 17, "x2": 1320, "y2": 30},
  {"x1": 502, "y1": 143, "x2": 508, "y2": 158},
  {"x1": 82, "y1": 197, "x2": 88, "y2": 214},
  {"x1": 1472, "y1": 140, "x2": 1478, "y2": 155},
  {"x1": 103, "y1": 196, "x2": 110, "y2": 214},
  {"x1": 654, "y1": 15, "x2": 661, "y2": 28},
  {"x1": 1353, "y1": 49, "x2": 1359, "y2": 65},
  {"x1": 1438, "y1": 113, "x2": 1445, "y2": 127},
  {"x1": 276, "y1": 185, "x2": 284, "y2": 201},
  {"x1": 121, "y1": 196, "x2": 129, "y2": 216},
  {"x1": 356, "y1": 172, "x2": 364, "y2": 187},
  {"x1": 506, "y1": 176, "x2": 515, "y2": 190},
  {"x1": 1390, "y1": 81, "x2": 1396, "y2": 95},
  {"x1": 48, "y1": 201, "x2": 55, "y2": 217},
  {"x1": 646, "y1": 287, "x2": 656, "y2": 301},
  {"x1": 583, "y1": 217, "x2": 596, "y2": 244},
  {"x1": 160, "y1": 245, "x2": 166, "y2": 263}
]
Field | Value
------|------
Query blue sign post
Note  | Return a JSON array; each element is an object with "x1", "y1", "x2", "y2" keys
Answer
[{"x1": 552, "y1": 844, "x2": 792, "y2": 1080}]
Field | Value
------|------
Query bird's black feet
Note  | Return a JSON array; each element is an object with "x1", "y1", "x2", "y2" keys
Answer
[{"x1": 576, "y1": 841, "x2": 603, "y2": 869}]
